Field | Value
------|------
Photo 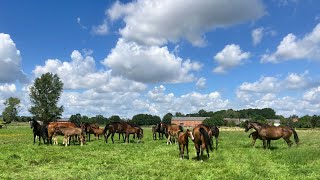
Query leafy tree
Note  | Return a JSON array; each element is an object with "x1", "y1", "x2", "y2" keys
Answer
[
  {"x1": 175, "y1": 112, "x2": 184, "y2": 117},
  {"x1": 162, "y1": 113, "x2": 173, "y2": 124},
  {"x1": 131, "y1": 114, "x2": 161, "y2": 125},
  {"x1": 70, "y1": 113, "x2": 82, "y2": 126},
  {"x1": 95, "y1": 114, "x2": 107, "y2": 125},
  {"x1": 2, "y1": 97, "x2": 20, "y2": 123},
  {"x1": 202, "y1": 114, "x2": 224, "y2": 126},
  {"x1": 109, "y1": 115, "x2": 121, "y2": 122},
  {"x1": 29, "y1": 73, "x2": 64, "y2": 123}
]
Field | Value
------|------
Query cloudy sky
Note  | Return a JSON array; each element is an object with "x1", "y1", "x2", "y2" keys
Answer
[{"x1": 1, "y1": 0, "x2": 320, "y2": 118}]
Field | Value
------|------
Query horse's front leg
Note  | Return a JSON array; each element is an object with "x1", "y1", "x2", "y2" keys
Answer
[
  {"x1": 186, "y1": 144, "x2": 189, "y2": 159},
  {"x1": 262, "y1": 139, "x2": 267, "y2": 149},
  {"x1": 38, "y1": 135, "x2": 41, "y2": 145},
  {"x1": 167, "y1": 135, "x2": 171, "y2": 145},
  {"x1": 181, "y1": 145, "x2": 185, "y2": 160},
  {"x1": 33, "y1": 134, "x2": 36, "y2": 144},
  {"x1": 267, "y1": 139, "x2": 271, "y2": 148}
]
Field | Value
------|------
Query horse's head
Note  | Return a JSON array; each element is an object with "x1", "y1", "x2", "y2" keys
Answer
[
  {"x1": 186, "y1": 129, "x2": 194, "y2": 141},
  {"x1": 244, "y1": 121, "x2": 253, "y2": 132}
]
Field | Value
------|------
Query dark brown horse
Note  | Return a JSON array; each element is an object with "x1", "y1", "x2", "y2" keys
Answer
[
  {"x1": 177, "y1": 129, "x2": 194, "y2": 159},
  {"x1": 124, "y1": 123, "x2": 143, "y2": 143},
  {"x1": 103, "y1": 122, "x2": 127, "y2": 143},
  {"x1": 82, "y1": 123, "x2": 99, "y2": 141},
  {"x1": 248, "y1": 131, "x2": 263, "y2": 147},
  {"x1": 29, "y1": 119, "x2": 48, "y2": 145},
  {"x1": 166, "y1": 124, "x2": 183, "y2": 145},
  {"x1": 193, "y1": 125, "x2": 213, "y2": 161},
  {"x1": 152, "y1": 125, "x2": 157, "y2": 140},
  {"x1": 48, "y1": 121, "x2": 77, "y2": 144},
  {"x1": 153, "y1": 122, "x2": 167, "y2": 140},
  {"x1": 195, "y1": 124, "x2": 219, "y2": 150},
  {"x1": 244, "y1": 121, "x2": 299, "y2": 149}
]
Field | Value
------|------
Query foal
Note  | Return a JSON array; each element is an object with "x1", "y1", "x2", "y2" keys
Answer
[
  {"x1": 92, "y1": 127, "x2": 104, "y2": 140},
  {"x1": 248, "y1": 131, "x2": 263, "y2": 147},
  {"x1": 177, "y1": 129, "x2": 194, "y2": 159}
]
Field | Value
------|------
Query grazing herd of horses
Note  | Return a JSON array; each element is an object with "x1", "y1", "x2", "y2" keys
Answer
[{"x1": 29, "y1": 119, "x2": 299, "y2": 161}]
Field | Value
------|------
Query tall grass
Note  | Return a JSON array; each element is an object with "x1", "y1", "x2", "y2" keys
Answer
[{"x1": 0, "y1": 124, "x2": 319, "y2": 179}]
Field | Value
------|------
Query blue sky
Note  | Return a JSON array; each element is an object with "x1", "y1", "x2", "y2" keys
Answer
[{"x1": 1, "y1": 0, "x2": 320, "y2": 118}]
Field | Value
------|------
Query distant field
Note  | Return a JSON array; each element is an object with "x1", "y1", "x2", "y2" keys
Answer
[{"x1": 0, "y1": 123, "x2": 320, "y2": 179}]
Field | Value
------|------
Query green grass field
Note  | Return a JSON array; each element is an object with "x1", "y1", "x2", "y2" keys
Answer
[{"x1": 0, "y1": 123, "x2": 320, "y2": 179}]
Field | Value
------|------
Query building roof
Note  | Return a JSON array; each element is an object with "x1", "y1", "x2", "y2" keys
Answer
[{"x1": 171, "y1": 117, "x2": 210, "y2": 121}]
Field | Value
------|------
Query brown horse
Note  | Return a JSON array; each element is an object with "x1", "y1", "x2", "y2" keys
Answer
[
  {"x1": 124, "y1": 124, "x2": 143, "y2": 143},
  {"x1": 152, "y1": 125, "x2": 157, "y2": 140},
  {"x1": 48, "y1": 121, "x2": 77, "y2": 144},
  {"x1": 193, "y1": 125, "x2": 213, "y2": 161},
  {"x1": 244, "y1": 121, "x2": 299, "y2": 149},
  {"x1": 92, "y1": 127, "x2": 104, "y2": 140},
  {"x1": 195, "y1": 124, "x2": 219, "y2": 150},
  {"x1": 177, "y1": 129, "x2": 194, "y2": 159},
  {"x1": 82, "y1": 123, "x2": 99, "y2": 141},
  {"x1": 166, "y1": 124, "x2": 183, "y2": 145},
  {"x1": 248, "y1": 131, "x2": 263, "y2": 147},
  {"x1": 103, "y1": 122, "x2": 127, "y2": 143},
  {"x1": 53, "y1": 127, "x2": 85, "y2": 146}
]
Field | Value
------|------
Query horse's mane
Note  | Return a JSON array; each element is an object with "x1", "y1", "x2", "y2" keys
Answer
[{"x1": 251, "y1": 121, "x2": 270, "y2": 127}]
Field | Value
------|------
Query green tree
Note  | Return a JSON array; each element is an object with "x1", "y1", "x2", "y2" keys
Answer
[
  {"x1": 29, "y1": 73, "x2": 64, "y2": 123},
  {"x1": 109, "y1": 115, "x2": 121, "y2": 122},
  {"x1": 70, "y1": 113, "x2": 82, "y2": 126},
  {"x1": 2, "y1": 97, "x2": 21, "y2": 123},
  {"x1": 202, "y1": 114, "x2": 224, "y2": 126},
  {"x1": 163, "y1": 113, "x2": 173, "y2": 124}
]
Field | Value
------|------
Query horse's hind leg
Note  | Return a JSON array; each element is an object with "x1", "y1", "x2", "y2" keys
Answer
[
  {"x1": 186, "y1": 144, "x2": 189, "y2": 159},
  {"x1": 284, "y1": 138, "x2": 293, "y2": 147}
]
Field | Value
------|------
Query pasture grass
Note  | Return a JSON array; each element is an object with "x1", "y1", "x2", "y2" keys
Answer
[{"x1": 0, "y1": 124, "x2": 320, "y2": 179}]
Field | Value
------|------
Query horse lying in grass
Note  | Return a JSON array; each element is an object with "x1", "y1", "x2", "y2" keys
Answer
[
  {"x1": 177, "y1": 129, "x2": 194, "y2": 160},
  {"x1": 53, "y1": 127, "x2": 85, "y2": 146}
]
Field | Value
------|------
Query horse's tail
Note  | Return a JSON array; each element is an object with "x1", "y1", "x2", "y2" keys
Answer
[
  {"x1": 291, "y1": 128, "x2": 299, "y2": 144},
  {"x1": 179, "y1": 125, "x2": 183, "y2": 132},
  {"x1": 199, "y1": 127, "x2": 212, "y2": 151}
]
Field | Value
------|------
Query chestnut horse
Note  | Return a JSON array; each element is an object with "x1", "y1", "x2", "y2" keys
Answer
[
  {"x1": 177, "y1": 129, "x2": 194, "y2": 159},
  {"x1": 193, "y1": 125, "x2": 213, "y2": 161},
  {"x1": 244, "y1": 121, "x2": 299, "y2": 149},
  {"x1": 47, "y1": 121, "x2": 77, "y2": 144},
  {"x1": 166, "y1": 124, "x2": 183, "y2": 145},
  {"x1": 53, "y1": 127, "x2": 85, "y2": 146}
]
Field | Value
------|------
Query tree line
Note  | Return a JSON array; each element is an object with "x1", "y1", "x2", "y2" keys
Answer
[{"x1": 1, "y1": 73, "x2": 320, "y2": 128}]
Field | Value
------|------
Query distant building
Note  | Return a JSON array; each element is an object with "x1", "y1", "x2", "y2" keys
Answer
[
  {"x1": 171, "y1": 117, "x2": 210, "y2": 127},
  {"x1": 56, "y1": 118, "x2": 69, "y2": 122},
  {"x1": 172, "y1": 117, "x2": 281, "y2": 127}
]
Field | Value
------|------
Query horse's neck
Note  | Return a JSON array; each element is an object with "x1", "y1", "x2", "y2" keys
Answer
[{"x1": 251, "y1": 123, "x2": 262, "y2": 131}]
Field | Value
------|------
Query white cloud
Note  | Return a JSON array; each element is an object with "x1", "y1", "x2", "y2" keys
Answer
[
  {"x1": 103, "y1": 39, "x2": 202, "y2": 83},
  {"x1": 33, "y1": 50, "x2": 146, "y2": 92},
  {"x1": 107, "y1": 0, "x2": 265, "y2": 46},
  {"x1": 236, "y1": 72, "x2": 318, "y2": 102},
  {"x1": 213, "y1": 44, "x2": 250, "y2": 74},
  {"x1": 261, "y1": 23, "x2": 320, "y2": 63},
  {"x1": 252, "y1": 27, "x2": 264, "y2": 45},
  {"x1": 303, "y1": 86, "x2": 320, "y2": 103},
  {"x1": 0, "y1": 33, "x2": 28, "y2": 83},
  {"x1": 196, "y1": 77, "x2": 206, "y2": 89},
  {"x1": 91, "y1": 20, "x2": 108, "y2": 35}
]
